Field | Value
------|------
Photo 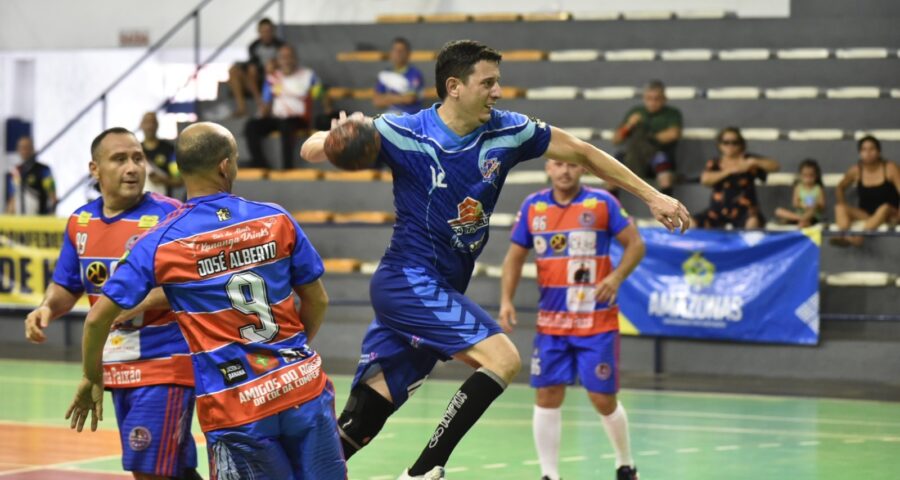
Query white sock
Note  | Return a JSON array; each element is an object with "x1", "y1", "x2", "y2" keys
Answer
[
  {"x1": 601, "y1": 403, "x2": 634, "y2": 468},
  {"x1": 533, "y1": 405, "x2": 562, "y2": 480}
]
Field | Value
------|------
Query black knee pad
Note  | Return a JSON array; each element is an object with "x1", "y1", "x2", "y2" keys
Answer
[{"x1": 337, "y1": 383, "x2": 395, "y2": 454}]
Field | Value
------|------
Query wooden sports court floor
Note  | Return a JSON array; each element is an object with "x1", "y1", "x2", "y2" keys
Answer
[{"x1": 1, "y1": 359, "x2": 898, "y2": 479}]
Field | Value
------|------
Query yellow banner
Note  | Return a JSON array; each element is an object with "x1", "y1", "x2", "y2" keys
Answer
[{"x1": 0, "y1": 215, "x2": 87, "y2": 308}]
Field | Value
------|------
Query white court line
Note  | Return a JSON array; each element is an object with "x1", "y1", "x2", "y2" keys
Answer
[
  {"x1": 843, "y1": 439, "x2": 865, "y2": 444},
  {"x1": 638, "y1": 450, "x2": 661, "y2": 456},
  {"x1": 410, "y1": 395, "x2": 900, "y2": 430},
  {"x1": 523, "y1": 459, "x2": 541, "y2": 466},
  {"x1": 799, "y1": 441, "x2": 821, "y2": 446},
  {"x1": 0, "y1": 454, "x2": 123, "y2": 477},
  {"x1": 677, "y1": 448, "x2": 700, "y2": 453},
  {"x1": 560, "y1": 455, "x2": 587, "y2": 462},
  {"x1": 602, "y1": 453, "x2": 616, "y2": 459},
  {"x1": 758, "y1": 443, "x2": 781, "y2": 448},
  {"x1": 483, "y1": 463, "x2": 507, "y2": 469},
  {"x1": 715, "y1": 445, "x2": 740, "y2": 451},
  {"x1": 445, "y1": 466, "x2": 469, "y2": 473}
]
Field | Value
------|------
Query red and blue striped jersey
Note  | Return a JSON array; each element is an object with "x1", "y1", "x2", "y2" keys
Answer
[
  {"x1": 102, "y1": 192, "x2": 327, "y2": 432},
  {"x1": 510, "y1": 187, "x2": 631, "y2": 336},
  {"x1": 53, "y1": 192, "x2": 193, "y2": 388}
]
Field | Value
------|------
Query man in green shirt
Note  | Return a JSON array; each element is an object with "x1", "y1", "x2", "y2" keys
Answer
[{"x1": 613, "y1": 80, "x2": 682, "y2": 195}]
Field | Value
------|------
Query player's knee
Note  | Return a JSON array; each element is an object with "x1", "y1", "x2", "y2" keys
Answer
[
  {"x1": 492, "y1": 347, "x2": 521, "y2": 382},
  {"x1": 337, "y1": 383, "x2": 395, "y2": 457},
  {"x1": 589, "y1": 392, "x2": 618, "y2": 415}
]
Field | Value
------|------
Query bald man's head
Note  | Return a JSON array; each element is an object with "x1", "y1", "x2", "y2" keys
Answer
[{"x1": 175, "y1": 122, "x2": 237, "y2": 175}]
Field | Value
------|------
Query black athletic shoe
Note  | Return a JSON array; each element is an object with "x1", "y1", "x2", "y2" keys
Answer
[
  {"x1": 616, "y1": 465, "x2": 639, "y2": 480},
  {"x1": 175, "y1": 467, "x2": 204, "y2": 480},
  {"x1": 541, "y1": 476, "x2": 561, "y2": 480}
]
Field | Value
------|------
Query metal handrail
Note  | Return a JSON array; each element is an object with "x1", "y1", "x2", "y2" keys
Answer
[
  {"x1": 53, "y1": 0, "x2": 283, "y2": 205},
  {"x1": 37, "y1": 0, "x2": 213, "y2": 156}
]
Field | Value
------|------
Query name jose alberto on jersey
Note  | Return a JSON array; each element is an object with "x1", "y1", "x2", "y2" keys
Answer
[{"x1": 197, "y1": 241, "x2": 278, "y2": 278}]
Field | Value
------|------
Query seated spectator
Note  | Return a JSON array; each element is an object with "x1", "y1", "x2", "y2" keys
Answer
[
  {"x1": 373, "y1": 37, "x2": 424, "y2": 115},
  {"x1": 244, "y1": 45, "x2": 323, "y2": 169},
  {"x1": 5, "y1": 136, "x2": 56, "y2": 215},
  {"x1": 139, "y1": 112, "x2": 183, "y2": 197},
  {"x1": 774, "y1": 159, "x2": 826, "y2": 227},
  {"x1": 830, "y1": 135, "x2": 900, "y2": 247},
  {"x1": 696, "y1": 127, "x2": 780, "y2": 229},
  {"x1": 613, "y1": 80, "x2": 682, "y2": 195},
  {"x1": 227, "y1": 18, "x2": 284, "y2": 117}
]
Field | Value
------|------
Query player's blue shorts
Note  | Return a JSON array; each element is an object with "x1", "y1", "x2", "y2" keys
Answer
[
  {"x1": 351, "y1": 263, "x2": 502, "y2": 406},
  {"x1": 111, "y1": 385, "x2": 197, "y2": 477},
  {"x1": 530, "y1": 330, "x2": 620, "y2": 394},
  {"x1": 205, "y1": 380, "x2": 345, "y2": 480}
]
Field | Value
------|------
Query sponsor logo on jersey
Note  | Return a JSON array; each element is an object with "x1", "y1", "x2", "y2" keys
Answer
[
  {"x1": 77, "y1": 211, "x2": 93, "y2": 225},
  {"x1": 128, "y1": 426, "x2": 152, "y2": 451},
  {"x1": 550, "y1": 233, "x2": 567, "y2": 253},
  {"x1": 278, "y1": 346, "x2": 314, "y2": 363},
  {"x1": 533, "y1": 236, "x2": 548, "y2": 255},
  {"x1": 85, "y1": 261, "x2": 109, "y2": 286},
  {"x1": 579, "y1": 211, "x2": 596, "y2": 227},
  {"x1": 448, "y1": 197, "x2": 490, "y2": 236},
  {"x1": 217, "y1": 359, "x2": 248, "y2": 385},
  {"x1": 137, "y1": 215, "x2": 159, "y2": 228}
]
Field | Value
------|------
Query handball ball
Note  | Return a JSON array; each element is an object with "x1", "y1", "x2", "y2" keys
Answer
[{"x1": 323, "y1": 118, "x2": 381, "y2": 171}]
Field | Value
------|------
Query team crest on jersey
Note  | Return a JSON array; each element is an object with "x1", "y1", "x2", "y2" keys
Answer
[
  {"x1": 85, "y1": 261, "x2": 109, "y2": 286},
  {"x1": 479, "y1": 157, "x2": 500, "y2": 184},
  {"x1": 579, "y1": 211, "x2": 596, "y2": 227},
  {"x1": 125, "y1": 234, "x2": 141, "y2": 251},
  {"x1": 216, "y1": 208, "x2": 231, "y2": 221},
  {"x1": 128, "y1": 427, "x2": 152, "y2": 451}
]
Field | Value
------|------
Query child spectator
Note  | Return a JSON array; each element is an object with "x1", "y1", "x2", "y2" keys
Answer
[{"x1": 774, "y1": 159, "x2": 825, "y2": 227}]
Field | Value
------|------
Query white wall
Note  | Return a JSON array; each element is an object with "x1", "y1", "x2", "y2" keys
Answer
[{"x1": 0, "y1": 0, "x2": 790, "y2": 51}]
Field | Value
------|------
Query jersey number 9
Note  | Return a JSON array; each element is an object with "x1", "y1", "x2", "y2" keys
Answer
[{"x1": 226, "y1": 271, "x2": 278, "y2": 343}]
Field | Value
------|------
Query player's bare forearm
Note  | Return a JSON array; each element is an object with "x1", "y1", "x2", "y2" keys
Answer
[
  {"x1": 82, "y1": 296, "x2": 123, "y2": 384},
  {"x1": 611, "y1": 225, "x2": 645, "y2": 283},
  {"x1": 113, "y1": 287, "x2": 169, "y2": 324},
  {"x1": 546, "y1": 127, "x2": 657, "y2": 203},
  {"x1": 39, "y1": 283, "x2": 81, "y2": 322},
  {"x1": 501, "y1": 244, "x2": 529, "y2": 305},
  {"x1": 300, "y1": 131, "x2": 329, "y2": 163},
  {"x1": 294, "y1": 279, "x2": 329, "y2": 342}
]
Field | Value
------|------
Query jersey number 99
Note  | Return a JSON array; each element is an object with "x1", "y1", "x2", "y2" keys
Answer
[{"x1": 226, "y1": 271, "x2": 278, "y2": 343}]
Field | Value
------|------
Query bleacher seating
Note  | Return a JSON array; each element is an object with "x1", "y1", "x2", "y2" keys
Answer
[{"x1": 200, "y1": 2, "x2": 899, "y2": 374}]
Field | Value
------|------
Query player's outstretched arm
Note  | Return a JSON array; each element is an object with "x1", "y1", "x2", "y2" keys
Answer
[
  {"x1": 300, "y1": 111, "x2": 370, "y2": 163},
  {"x1": 66, "y1": 295, "x2": 122, "y2": 432},
  {"x1": 545, "y1": 126, "x2": 691, "y2": 233},
  {"x1": 24, "y1": 282, "x2": 81, "y2": 343},
  {"x1": 293, "y1": 279, "x2": 329, "y2": 342},
  {"x1": 499, "y1": 243, "x2": 529, "y2": 333}
]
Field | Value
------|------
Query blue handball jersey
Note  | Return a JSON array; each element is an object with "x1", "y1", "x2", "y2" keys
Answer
[{"x1": 374, "y1": 104, "x2": 552, "y2": 292}]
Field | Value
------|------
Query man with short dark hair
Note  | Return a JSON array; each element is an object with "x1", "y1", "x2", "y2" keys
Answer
[
  {"x1": 613, "y1": 80, "x2": 683, "y2": 195},
  {"x1": 67, "y1": 122, "x2": 345, "y2": 479},
  {"x1": 5, "y1": 136, "x2": 56, "y2": 215},
  {"x1": 303, "y1": 39, "x2": 689, "y2": 479},
  {"x1": 28, "y1": 127, "x2": 199, "y2": 479},
  {"x1": 373, "y1": 37, "x2": 425, "y2": 115},
  {"x1": 227, "y1": 18, "x2": 285, "y2": 117}
]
